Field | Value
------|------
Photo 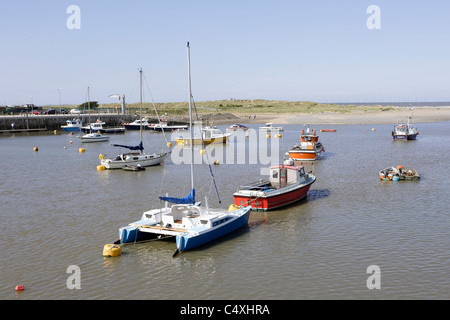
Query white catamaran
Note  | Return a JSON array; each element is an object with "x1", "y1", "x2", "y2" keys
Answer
[{"x1": 116, "y1": 43, "x2": 251, "y2": 256}]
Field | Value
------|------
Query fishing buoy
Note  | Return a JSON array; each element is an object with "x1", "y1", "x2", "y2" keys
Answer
[
  {"x1": 200, "y1": 149, "x2": 205, "y2": 155},
  {"x1": 277, "y1": 134, "x2": 282, "y2": 138},
  {"x1": 79, "y1": 148, "x2": 85, "y2": 153},
  {"x1": 371, "y1": 128, "x2": 375, "y2": 131},
  {"x1": 70, "y1": 132, "x2": 74, "y2": 135},
  {"x1": 64, "y1": 146, "x2": 67, "y2": 149},
  {"x1": 167, "y1": 142, "x2": 172, "y2": 147},
  {"x1": 99, "y1": 154, "x2": 104, "y2": 160},
  {"x1": 213, "y1": 160, "x2": 220, "y2": 165},
  {"x1": 15, "y1": 285, "x2": 25, "y2": 291},
  {"x1": 33, "y1": 147, "x2": 38, "y2": 152},
  {"x1": 97, "y1": 165, "x2": 106, "y2": 171},
  {"x1": 53, "y1": 130, "x2": 57, "y2": 135},
  {"x1": 266, "y1": 134, "x2": 270, "y2": 138},
  {"x1": 69, "y1": 141, "x2": 73, "y2": 144},
  {"x1": 103, "y1": 244, "x2": 122, "y2": 257}
]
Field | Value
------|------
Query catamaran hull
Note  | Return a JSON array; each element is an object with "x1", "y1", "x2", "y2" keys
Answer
[
  {"x1": 176, "y1": 207, "x2": 251, "y2": 252},
  {"x1": 119, "y1": 225, "x2": 161, "y2": 243}
]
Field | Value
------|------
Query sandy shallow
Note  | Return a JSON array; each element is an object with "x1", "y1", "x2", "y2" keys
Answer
[{"x1": 229, "y1": 107, "x2": 450, "y2": 125}]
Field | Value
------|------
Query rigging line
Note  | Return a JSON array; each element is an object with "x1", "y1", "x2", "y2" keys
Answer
[
  {"x1": 142, "y1": 71, "x2": 170, "y2": 147},
  {"x1": 191, "y1": 96, "x2": 222, "y2": 205}
]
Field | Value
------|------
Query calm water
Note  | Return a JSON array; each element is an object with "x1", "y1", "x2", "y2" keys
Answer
[{"x1": 0, "y1": 121, "x2": 449, "y2": 300}]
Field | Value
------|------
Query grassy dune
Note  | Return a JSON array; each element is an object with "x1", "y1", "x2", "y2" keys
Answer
[{"x1": 98, "y1": 99, "x2": 393, "y2": 116}]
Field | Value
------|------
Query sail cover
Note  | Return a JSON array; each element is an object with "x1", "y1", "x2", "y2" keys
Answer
[
  {"x1": 111, "y1": 141, "x2": 143, "y2": 151},
  {"x1": 159, "y1": 189, "x2": 195, "y2": 204}
]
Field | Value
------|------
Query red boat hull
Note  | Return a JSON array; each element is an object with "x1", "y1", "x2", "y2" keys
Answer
[{"x1": 233, "y1": 183, "x2": 313, "y2": 211}]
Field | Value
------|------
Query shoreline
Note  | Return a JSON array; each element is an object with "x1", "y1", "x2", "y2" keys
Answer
[{"x1": 223, "y1": 107, "x2": 450, "y2": 125}]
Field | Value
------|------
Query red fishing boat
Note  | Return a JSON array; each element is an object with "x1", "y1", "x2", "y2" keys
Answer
[
  {"x1": 287, "y1": 127, "x2": 325, "y2": 161},
  {"x1": 233, "y1": 160, "x2": 316, "y2": 211}
]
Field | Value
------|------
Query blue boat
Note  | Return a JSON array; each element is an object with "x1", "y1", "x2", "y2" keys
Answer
[
  {"x1": 61, "y1": 118, "x2": 81, "y2": 132},
  {"x1": 116, "y1": 43, "x2": 252, "y2": 256}
]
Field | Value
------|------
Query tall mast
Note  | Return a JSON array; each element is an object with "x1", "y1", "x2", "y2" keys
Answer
[
  {"x1": 187, "y1": 42, "x2": 194, "y2": 190},
  {"x1": 139, "y1": 68, "x2": 143, "y2": 153}
]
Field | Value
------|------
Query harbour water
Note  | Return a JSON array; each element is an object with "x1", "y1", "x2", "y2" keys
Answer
[{"x1": 0, "y1": 121, "x2": 449, "y2": 300}]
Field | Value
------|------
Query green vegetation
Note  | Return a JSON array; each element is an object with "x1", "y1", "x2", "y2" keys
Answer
[{"x1": 99, "y1": 99, "x2": 391, "y2": 116}]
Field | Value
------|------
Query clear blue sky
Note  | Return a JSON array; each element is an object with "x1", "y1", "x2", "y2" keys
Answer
[{"x1": 1, "y1": 0, "x2": 450, "y2": 105}]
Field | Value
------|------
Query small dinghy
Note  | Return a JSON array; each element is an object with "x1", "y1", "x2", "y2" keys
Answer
[
  {"x1": 379, "y1": 165, "x2": 420, "y2": 181},
  {"x1": 122, "y1": 164, "x2": 146, "y2": 171}
]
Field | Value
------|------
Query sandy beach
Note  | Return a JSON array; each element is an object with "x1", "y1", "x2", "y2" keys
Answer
[{"x1": 229, "y1": 107, "x2": 450, "y2": 125}]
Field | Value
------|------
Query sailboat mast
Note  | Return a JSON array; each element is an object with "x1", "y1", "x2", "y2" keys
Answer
[
  {"x1": 87, "y1": 86, "x2": 91, "y2": 132},
  {"x1": 187, "y1": 42, "x2": 194, "y2": 190},
  {"x1": 139, "y1": 68, "x2": 143, "y2": 153}
]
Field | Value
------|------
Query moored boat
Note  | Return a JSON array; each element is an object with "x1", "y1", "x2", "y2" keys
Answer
[
  {"x1": 379, "y1": 165, "x2": 420, "y2": 181},
  {"x1": 175, "y1": 125, "x2": 232, "y2": 145},
  {"x1": 149, "y1": 120, "x2": 188, "y2": 131},
  {"x1": 124, "y1": 118, "x2": 150, "y2": 130},
  {"x1": 287, "y1": 126, "x2": 325, "y2": 161},
  {"x1": 115, "y1": 43, "x2": 252, "y2": 256},
  {"x1": 233, "y1": 160, "x2": 316, "y2": 211},
  {"x1": 259, "y1": 123, "x2": 283, "y2": 132},
  {"x1": 80, "y1": 132, "x2": 109, "y2": 143},
  {"x1": 82, "y1": 119, "x2": 125, "y2": 134},
  {"x1": 61, "y1": 118, "x2": 82, "y2": 132},
  {"x1": 99, "y1": 69, "x2": 169, "y2": 169},
  {"x1": 226, "y1": 123, "x2": 249, "y2": 132}
]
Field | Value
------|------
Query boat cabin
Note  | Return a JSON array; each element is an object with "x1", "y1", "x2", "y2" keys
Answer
[{"x1": 269, "y1": 165, "x2": 306, "y2": 189}]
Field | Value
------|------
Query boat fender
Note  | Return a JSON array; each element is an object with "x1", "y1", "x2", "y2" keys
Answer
[{"x1": 99, "y1": 154, "x2": 104, "y2": 160}]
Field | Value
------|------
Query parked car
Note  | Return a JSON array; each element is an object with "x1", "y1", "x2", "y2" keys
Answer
[
  {"x1": 59, "y1": 109, "x2": 67, "y2": 114},
  {"x1": 46, "y1": 109, "x2": 56, "y2": 114},
  {"x1": 70, "y1": 109, "x2": 81, "y2": 114}
]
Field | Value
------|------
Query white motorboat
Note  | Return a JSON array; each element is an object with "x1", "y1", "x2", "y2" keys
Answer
[
  {"x1": 80, "y1": 132, "x2": 109, "y2": 143},
  {"x1": 259, "y1": 123, "x2": 284, "y2": 132},
  {"x1": 61, "y1": 118, "x2": 82, "y2": 132}
]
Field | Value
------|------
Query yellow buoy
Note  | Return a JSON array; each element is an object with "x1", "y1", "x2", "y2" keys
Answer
[
  {"x1": 167, "y1": 142, "x2": 172, "y2": 147},
  {"x1": 53, "y1": 130, "x2": 57, "y2": 135},
  {"x1": 33, "y1": 147, "x2": 38, "y2": 152},
  {"x1": 277, "y1": 134, "x2": 282, "y2": 138},
  {"x1": 371, "y1": 128, "x2": 375, "y2": 131},
  {"x1": 200, "y1": 149, "x2": 205, "y2": 155},
  {"x1": 266, "y1": 134, "x2": 270, "y2": 138},
  {"x1": 228, "y1": 204, "x2": 241, "y2": 211},
  {"x1": 79, "y1": 148, "x2": 85, "y2": 153},
  {"x1": 103, "y1": 244, "x2": 122, "y2": 257},
  {"x1": 213, "y1": 160, "x2": 220, "y2": 165},
  {"x1": 99, "y1": 154, "x2": 104, "y2": 160},
  {"x1": 97, "y1": 165, "x2": 106, "y2": 171}
]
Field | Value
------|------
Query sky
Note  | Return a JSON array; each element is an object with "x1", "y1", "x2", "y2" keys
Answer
[{"x1": 1, "y1": 0, "x2": 450, "y2": 106}]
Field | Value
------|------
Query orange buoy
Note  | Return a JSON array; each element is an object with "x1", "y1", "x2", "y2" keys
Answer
[{"x1": 15, "y1": 285, "x2": 25, "y2": 291}]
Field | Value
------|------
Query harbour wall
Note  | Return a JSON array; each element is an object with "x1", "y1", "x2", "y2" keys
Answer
[{"x1": 0, "y1": 114, "x2": 138, "y2": 132}]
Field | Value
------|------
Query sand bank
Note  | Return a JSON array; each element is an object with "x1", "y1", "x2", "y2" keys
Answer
[{"x1": 229, "y1": 107, "x2": 450, "y2": 125}]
